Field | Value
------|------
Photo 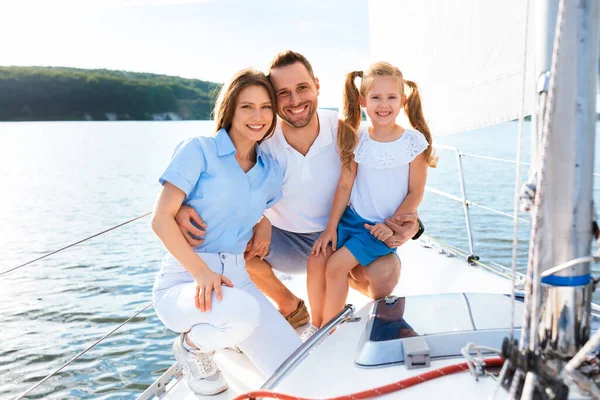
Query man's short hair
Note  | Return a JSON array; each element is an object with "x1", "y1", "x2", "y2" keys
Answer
[{"x1": 268, "y1": 50, "x2": 315, "y2": 81}]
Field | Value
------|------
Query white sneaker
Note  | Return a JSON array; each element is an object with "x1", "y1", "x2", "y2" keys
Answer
[
  {"x1": 172, "y1": 334, "x2": 228, "y2": 395},
  {"x1": 300, "y1": 325, "x2": 319, "y2": 342}
]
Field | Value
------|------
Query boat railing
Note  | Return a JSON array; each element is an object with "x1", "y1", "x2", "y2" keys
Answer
[
  {"x1": 424, "y1": 144, "x2": 599, "y2": 280},
  {"x1": 260, "y1": 305, "x2": 358, "y2": 391},
  {"x1": 429, "y1": 144, "x2": 531, "y2": 266},
  {"x1": 5, "y1": 146, "x2": 597, "y2": 398}
]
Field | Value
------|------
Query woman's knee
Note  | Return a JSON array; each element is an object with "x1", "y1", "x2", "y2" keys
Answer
[
  {"x1": 221, "y1": 287, "x2": 261, "y2": 332},
  {"x1": 190, "y1": 288, "x2": 261, "y2": 347}
]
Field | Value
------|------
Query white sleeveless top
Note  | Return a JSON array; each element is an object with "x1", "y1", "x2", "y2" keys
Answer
[{"x1": 349, "y1": 127, "x2": 429, "y2": 223}]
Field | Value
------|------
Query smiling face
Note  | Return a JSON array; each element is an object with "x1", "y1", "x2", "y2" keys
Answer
[
  {"x1": 229, "y1": 85, "x2": 274, "y2": 143},
  {"x1": 269, "y1": 62, "x2": 319, "y2": 129},
  {"x1": 362, "y1": 75, "x2": 406, "y2": 126}
]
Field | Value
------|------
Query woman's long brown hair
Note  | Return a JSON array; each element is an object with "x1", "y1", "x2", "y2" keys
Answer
[{"x1": 338, "y1": 62, "x2": 437, "y2": 170}]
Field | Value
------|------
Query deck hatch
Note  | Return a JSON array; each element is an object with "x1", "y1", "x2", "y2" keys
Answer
[{"x1": 355, "y1": 294, "x2": 524, "y2": 368}]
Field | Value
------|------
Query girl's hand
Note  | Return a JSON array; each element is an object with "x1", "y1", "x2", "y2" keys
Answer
[
  {"x1": 192, "y1": 269, "x2": 234, "y2": 312},
  {"x1": 364, "y1": 223, "x2": 394, "y2": 242},
  {"x1": 312, "y1": 228, "x2": 337, "y2": 257}
]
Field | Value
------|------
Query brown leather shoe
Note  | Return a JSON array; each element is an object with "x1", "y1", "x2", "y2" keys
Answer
[{"x1": 283, "y1": 299, "x2": 310, "y2": 329}]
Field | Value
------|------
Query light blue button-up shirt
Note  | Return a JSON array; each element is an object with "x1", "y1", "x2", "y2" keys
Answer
[{"x1": 159, "y1": 128, "x2": 283, "y2": 254}]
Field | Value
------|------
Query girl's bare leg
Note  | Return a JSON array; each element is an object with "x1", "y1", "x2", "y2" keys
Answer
[
  {"x1": 306, "y1": 246, "x2": 333, "y2": 328},
  {"x1": 322, "y1": 247, "x2": 359, "y2": 326}
]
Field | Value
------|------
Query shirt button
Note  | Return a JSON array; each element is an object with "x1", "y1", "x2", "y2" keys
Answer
[{"x1": 221, "y1": 254, "x2": 226, "y2": 260}]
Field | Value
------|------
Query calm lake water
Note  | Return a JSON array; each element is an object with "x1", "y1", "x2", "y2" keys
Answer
[{"x1": 1, "y1": 120, "x2": 599, "y2": 399}]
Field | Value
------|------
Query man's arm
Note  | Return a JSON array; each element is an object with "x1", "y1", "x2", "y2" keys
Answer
[{"x1": 174, "y1": 205, "x2": 207, "y2": 247}]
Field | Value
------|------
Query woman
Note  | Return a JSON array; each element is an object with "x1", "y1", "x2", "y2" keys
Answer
[{"x1": 151, "y1": 68, "x2": 301, "y2": 396}]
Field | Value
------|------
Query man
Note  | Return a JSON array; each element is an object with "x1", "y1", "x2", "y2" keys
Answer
[{"x1": 176, "y1": 51, "x2": 422, "y2": 328}]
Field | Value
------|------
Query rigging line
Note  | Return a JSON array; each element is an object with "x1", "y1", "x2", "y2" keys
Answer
[
  {"x1": 0, "y1": 212, "x2": 152, "y2": 278},
  {"x1": 14, "y1": 301, "x2": 154, "y2": 400},
  {"x1": 524, "y1": 0, "x2": 568, "y2": 352},
  {"x1": 511, "y1": 0, "x2": 531, "y2": 342}
]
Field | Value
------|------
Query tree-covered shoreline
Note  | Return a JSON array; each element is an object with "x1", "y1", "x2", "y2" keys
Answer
[{"x1": 0, "y1": 66, "x2": 222, "y2": 121}]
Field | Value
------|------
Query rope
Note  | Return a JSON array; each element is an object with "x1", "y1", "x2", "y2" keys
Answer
[
  {"x1": 233, "y1": 358, "x2": 504, "y2": 400},
  {"x1": 14, "y1": 301, "x2": 154, "y2": 400},
  {"x1": 0, "y1": 212, "x2": 152, "y2": 277},
  {"x1": 491, "y1": 360, "x2": 511, "y2": 399},
  {"x1": 521, "y1": 371, "x2": 539, "y2": 400},
  {"x1": 511, "y1": 0, "x2": 531, "y2": 341},
  {"x1": 460, "y1": 343, "x2": 502, "y2": 381},
  {"x1": 508, "y1": 369, "x2": 524, "y2": 399},
  {"x1": 565, "y1": 327, "x2": 600, "y2": 375},
  {"x1": 521, "y1": 0, "x2": 568, "y2": 352}
]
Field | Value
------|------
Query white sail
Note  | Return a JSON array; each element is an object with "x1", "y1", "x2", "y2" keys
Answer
[{"x1": 368, "y1": 0, "x2": 535, "y2": 135}]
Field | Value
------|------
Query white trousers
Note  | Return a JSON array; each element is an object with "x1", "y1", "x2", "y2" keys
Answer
[{"x1": 152, "y1": 252, "x2": 301, "y2": 377}]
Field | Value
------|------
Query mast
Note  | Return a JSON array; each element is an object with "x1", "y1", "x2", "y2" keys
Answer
[{"x1": 531, "y1": 0, "x2": 599, "y2": 360}]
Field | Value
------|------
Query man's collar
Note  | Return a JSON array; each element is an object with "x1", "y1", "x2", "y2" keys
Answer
[
  {"x1": 277, "y1": 110, "x2": 333, "y2": 150},
  {"x1": 311, "y1": 110, "x2": 333, "y2": 149}
]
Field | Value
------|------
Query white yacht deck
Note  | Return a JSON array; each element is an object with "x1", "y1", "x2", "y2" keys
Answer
[{"x1": 150, "y1": 239, "x2": 525, "y2": 400}]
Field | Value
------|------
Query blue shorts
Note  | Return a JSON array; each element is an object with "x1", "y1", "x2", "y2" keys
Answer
[
  {"x1": 337, "y1": 207, "x2": 394, "y2": 266},
  {"x1": 263, "y1": 227, "x2": 321, "y2": 275}
]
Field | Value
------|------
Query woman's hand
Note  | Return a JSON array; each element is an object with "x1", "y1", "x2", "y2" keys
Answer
[
  {"x1": 244, "y1": 218, "x2": 272, "y2": 260},
  {"x1": 193, "y1": 269, "x2": 234, "y2": 312},
  {"x1": 364, "y1": 222, "x2": 394, "y2": 242},
  {"x1": 312, "y1": 228, "x2": 337, "y2": 257}
]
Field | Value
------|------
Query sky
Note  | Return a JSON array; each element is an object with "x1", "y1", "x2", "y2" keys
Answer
[{"x1": 0, "y1": 0, "x2": 370, "y2": 108}]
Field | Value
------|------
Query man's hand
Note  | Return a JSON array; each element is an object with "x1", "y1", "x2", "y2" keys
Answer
[
  {"x1": 244, "y1": 218, "x2": 272, "y2": 260},
  {"x1": 383, "y1": 213, "x2": 419, "y2": 249},
  {"x1": 174, "y1": 205, "x2": 207, "y2": 247}
]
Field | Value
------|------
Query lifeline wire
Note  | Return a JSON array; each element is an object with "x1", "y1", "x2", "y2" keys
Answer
[
  {"x1": 0, "y1": 212, "x2": 152, "y2": 277},
  {"x1": 14, "y1": 302, "x2": 154, "y2": 400}
]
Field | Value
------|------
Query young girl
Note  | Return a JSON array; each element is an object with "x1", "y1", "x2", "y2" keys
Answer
[{"x1": 303, "y1": 61, "x2": 437, "y2": 338}]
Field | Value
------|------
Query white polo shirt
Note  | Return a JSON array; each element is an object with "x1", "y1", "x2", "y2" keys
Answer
[{"x1": 260, "y1": 109, "x2": 341, "y2": 233}]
